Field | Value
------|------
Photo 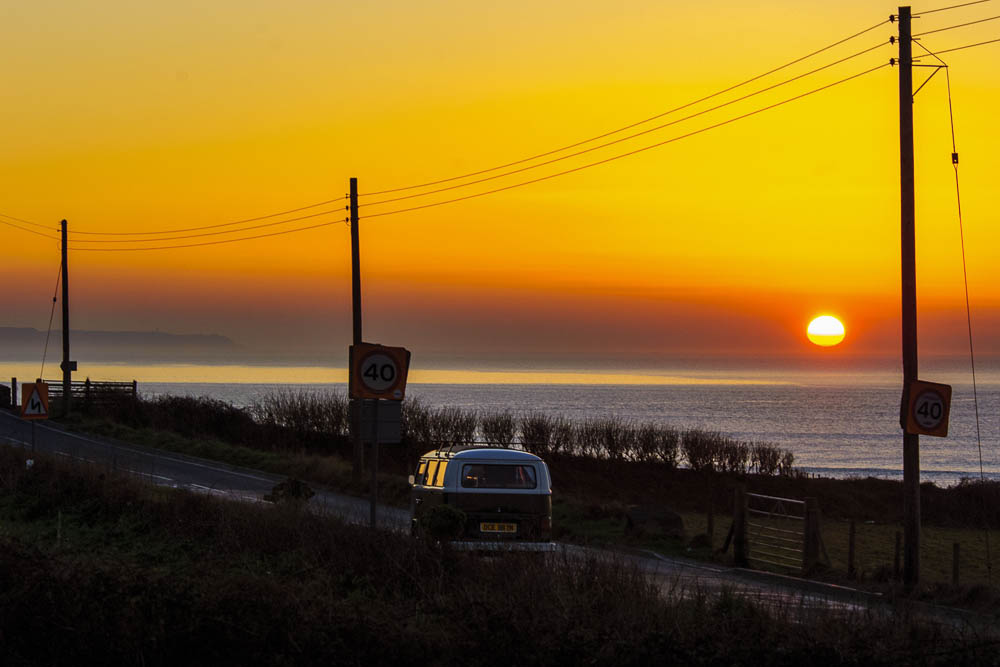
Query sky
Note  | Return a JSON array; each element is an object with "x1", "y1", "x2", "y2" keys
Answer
[{"x1": 3, "y1": 0, "x2": 999, "y2": 371}]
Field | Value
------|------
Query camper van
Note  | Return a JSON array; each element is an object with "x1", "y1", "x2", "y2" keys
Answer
[{"x1": 409, "y1": 447, "x2": 554, "y2": 550}]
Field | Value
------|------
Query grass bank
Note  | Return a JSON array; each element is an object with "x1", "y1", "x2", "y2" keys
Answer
[
  {"x1": 1, "y1": 445, "x2": 996, "y2": 666},
  {"x1": 53, "y1": 394, "x2": 1000, "y2": 590}
]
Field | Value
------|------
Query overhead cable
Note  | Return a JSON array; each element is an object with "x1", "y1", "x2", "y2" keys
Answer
[
  {"x1": 357, "y1": 18, "x2": 890, "y2": 198},
  {"x1": 69, "y1": 218, "x2": 348, "y2": 252},
  {"x1": 914, "y1": 0, "x2": 994, "y2": 17},
  {"x1": 0, "y1": 218, "x2": 60, "y2": 240},
  {"x1": 68, "y1": 207, "x2": 347, "y2": 243},
  {"x1": 0, "y1": 211, "x2": 49, "y2": 228},
  {"x1": 930, "y1": 35, "x2": 1000, "y2": 53},
  {"x1": 914, "y1": 13, "x2": 1000, "y2": 36},
  {"x1": 68, "y1": 196, "x2": 348, "y2": 237},
  {"x1": 360, "y1": 63, "x2": 891, "y2": 221},
  {"x1": 359, "y1": 40, "x2": 891, "y2": 209},
  {"x1": 67, "y1": 63, "x2": 890, "y2": 248}
]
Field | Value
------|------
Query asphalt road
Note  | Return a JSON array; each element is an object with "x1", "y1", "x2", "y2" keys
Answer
[
  {"x1": 0, "y1": 410, "x2": 409, "y2": 531},
  {"x1": 1, "y1": 410, "x2": 988, "y2": 627}
]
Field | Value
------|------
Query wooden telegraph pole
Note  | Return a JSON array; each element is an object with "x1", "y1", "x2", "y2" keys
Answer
[
  {"x1": 897, "y1": 6, "x2": 920, "y2": 586},
  {"x1": 60, "y1": 219, "x2": 73, "y2": 415},
  {"x1": 349, "y1": 178, "x2": 364, "y2": 481}
]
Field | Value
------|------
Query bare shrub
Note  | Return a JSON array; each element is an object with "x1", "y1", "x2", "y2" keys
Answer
[
  {"x1": 752, "y1": 443, "x2": 782, "y2": 476},
  {"x1": 250, "y1": 389, "x2": 348, "y2": 437},
  {"x1": 520, "y1": 412, "x2": 554, "y2": 456},
  {"x1": 779, "y1": 450, "x2": 796, "y2": 476},
  {"x1": 429, "y1": 406, "x2": 477, "y2": 446},
  {"x1": 481, "y1": 410, "x2": 516, "y2": 447},
  {"x1": 550, "y1": 418, "x2": 575, "y2": 456},
  {"x1": 636, "y1": 424, "x2": 680, "y2": 468},
  {"x1": 598, "y1": 418, "x2": 632, "y2": 462},
  {"x1": 575, "y1": 420, "x2": 602, "y2": 459},
  {"x1": 402, "y1": 399, "x2": 434, "y2": 459},
  {"x1": 719, "y1": 439, "x2": 750, "y2": 474},
  {"x1": 682, "y1": 429, "x2": 720, "y2": 471}
]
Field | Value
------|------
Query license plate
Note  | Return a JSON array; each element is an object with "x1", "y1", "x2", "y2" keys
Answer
[{"x1": 480, "y1": 522, "x2": 517, "y2": 534}]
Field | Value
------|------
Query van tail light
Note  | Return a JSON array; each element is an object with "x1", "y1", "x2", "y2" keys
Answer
[{"x1": 542, "y1": 516, "x2": 552, "y2": 534}]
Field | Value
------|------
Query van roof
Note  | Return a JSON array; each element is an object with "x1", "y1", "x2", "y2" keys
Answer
[{"x1": 421, "y1": 446, "x2": 544, "y2": 462}]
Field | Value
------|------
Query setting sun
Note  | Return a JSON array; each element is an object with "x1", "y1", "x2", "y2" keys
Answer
[{"x1": 807, "y1": 315, "x2": 845, "y2": 347}]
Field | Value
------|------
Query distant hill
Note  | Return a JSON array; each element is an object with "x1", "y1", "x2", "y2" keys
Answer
[{"x1": 0, "y1": 327, "x2": 239, "y2": 363}]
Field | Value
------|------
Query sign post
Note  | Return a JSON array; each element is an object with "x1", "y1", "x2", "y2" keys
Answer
[{"x1": 349, "y1": 343, "x2": 410, "y2": 528}]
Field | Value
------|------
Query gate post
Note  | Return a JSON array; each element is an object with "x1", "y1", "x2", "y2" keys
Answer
[
  {"x1": 733, "y1": 483, "x2": 748, "y2": 567},
  {"x1": 803, "y1": 497, "x2": 821, "y2": 575}
]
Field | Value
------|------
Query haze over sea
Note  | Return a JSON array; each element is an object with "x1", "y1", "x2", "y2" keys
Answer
[{"x1": 7, "y1": 360, "x2": 1000, "y2": 488}]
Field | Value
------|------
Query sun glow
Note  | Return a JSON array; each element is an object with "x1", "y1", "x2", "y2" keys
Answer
[{"x1": 807, "y1": 315, "x2": 845, "y2": 347}]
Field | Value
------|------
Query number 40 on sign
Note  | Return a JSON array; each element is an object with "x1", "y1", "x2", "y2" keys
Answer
[
  {"x1": 905, "y1": 379, "x2": 952, "y2": 438},
  {"x1": 350, "y1": 343, "x2": 411, "y2": 400}
]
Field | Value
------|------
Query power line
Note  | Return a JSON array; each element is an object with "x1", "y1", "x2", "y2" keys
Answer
[
  {"x1": 913, "y1": 36, "x2": 993, "y2": 580},
  {"x1": 931, "y1": 35, "x2": 1000, "y2": 53},
  {"x1": 0, "y1": 218, "x2": 60, "y2": 240},
  {"x1": 358, "y1": 40, "x2": 890, "y2": 210},
  {"x1": 68, "y1": 196, "x2": 348, "y2": 236},
  {"x1": 68, "y1": 207, "x2": 347, "y2": 243},
  {"x1": 914, "y1": 13, "x2": 1000, "y2": 36},
  {"x1": 69, "y1": 217, "x2": 348, "y2": 252},
  {"x1": 914, "y1": 0, "x2": 994, "y2": 17},
  {"x1": 59, "y1": 63, "x2": 891, "y2": 248},
  {"x1": 0, "y1": 211, "x2": 55, "y2": 230},
  {"x1": 360, "y1": 62, "x2": 891, "y2": 221},
  {"x1": 357, "y1": 18, "x2": 890, "y2": 198},
  {"x1": 942, "y1": 49, "x2": 992, "y2": 586}
]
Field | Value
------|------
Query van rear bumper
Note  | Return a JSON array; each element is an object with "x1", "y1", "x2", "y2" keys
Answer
[{"x1": 449, "y1": 540, "x2": 557, "y2": 553}]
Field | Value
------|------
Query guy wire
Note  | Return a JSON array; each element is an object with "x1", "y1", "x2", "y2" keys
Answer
[
  {"x1": 933, "y1": 53, "x2": 992, "y2": 583},
  {"x1": 39, "y1": 263, "x2": 62, "y2": 380}
]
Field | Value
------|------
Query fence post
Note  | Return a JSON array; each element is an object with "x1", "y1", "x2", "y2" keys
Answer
[
  {"x1": 132, "y1": 379, "x2": 138, "y2": 400},
  {"x1": 733, "y1": 483, "x2": 748, "y2": 567},
  {"x1": 11, "y1": 377, "x2": 16, "y2": 408},
  {"x1": 952, "y1": 542, "x2": 960, "y2": 586},
  {"x1": 84, "y1": 378, "x2": 91, "y2": 406},
  {"x1": 803, "y1": 497, "x2": 821, "y2": 575}
]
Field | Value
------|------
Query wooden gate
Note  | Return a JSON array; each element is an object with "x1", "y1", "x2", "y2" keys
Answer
[{"x1": 727, "y1": 485, "x2": 826, "y2": 576}]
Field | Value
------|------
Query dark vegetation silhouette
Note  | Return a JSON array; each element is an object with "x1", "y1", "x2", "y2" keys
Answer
[
  {"x1": 84, "y1": 391, "x2": 1000, "y2": 528},
  {"x1": 1, "y1": 445, "x2": 995, "y2": 666}
]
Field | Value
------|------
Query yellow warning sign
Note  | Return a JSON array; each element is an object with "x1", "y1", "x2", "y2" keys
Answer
[{"x1": 20, "y1": 382, "x2": 49, "y2": 421}]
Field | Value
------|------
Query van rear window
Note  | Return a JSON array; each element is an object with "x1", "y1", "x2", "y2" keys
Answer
[
  {"x1": 461, "y1": 464, "x2": 537, "y2": 489},
  {"x1": 432, "y1": 462, "x2": 448, "y2": 487}
]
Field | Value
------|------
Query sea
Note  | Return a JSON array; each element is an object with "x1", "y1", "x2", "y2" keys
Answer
[{"x1": 7, "y1": 362, "x2": 1000, "y2": 487}]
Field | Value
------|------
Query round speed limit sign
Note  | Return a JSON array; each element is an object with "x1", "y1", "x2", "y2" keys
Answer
[
  {"x1": 912, "y1": 391, "x2": 945, "y2": 430},
  {"x1": 350, "y1": 343, "x2": 411, "y2": 400},
  {"x1": 360, "y1": 353, "x2": 398, "y2": 393},
  {"x1": 905, "y1": 380, "x2": 951, "y2": 437}
]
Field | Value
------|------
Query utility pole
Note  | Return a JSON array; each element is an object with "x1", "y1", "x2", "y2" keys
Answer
[
  {"x1": 897, "y1": 6, "x2": 920, "y2": 586},
  {"x1": 349, "y1": 178, "x2": 364, "y2": 481},
  {"x1": 60, "y1": 219, "x2": 73, "y2": 416}
]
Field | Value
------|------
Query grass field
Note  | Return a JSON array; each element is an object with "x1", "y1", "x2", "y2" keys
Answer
[
  {"x1": 2, "y1": 443, "x2": 997, "y2": 665},
  {"x1": 56, "y1": 402, "x2": 1000, "y2": 598}
]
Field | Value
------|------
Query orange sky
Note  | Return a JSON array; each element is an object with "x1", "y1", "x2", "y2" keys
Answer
[{"x1": 3, "y1": 1, "x2": 999, "y2": 369}]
